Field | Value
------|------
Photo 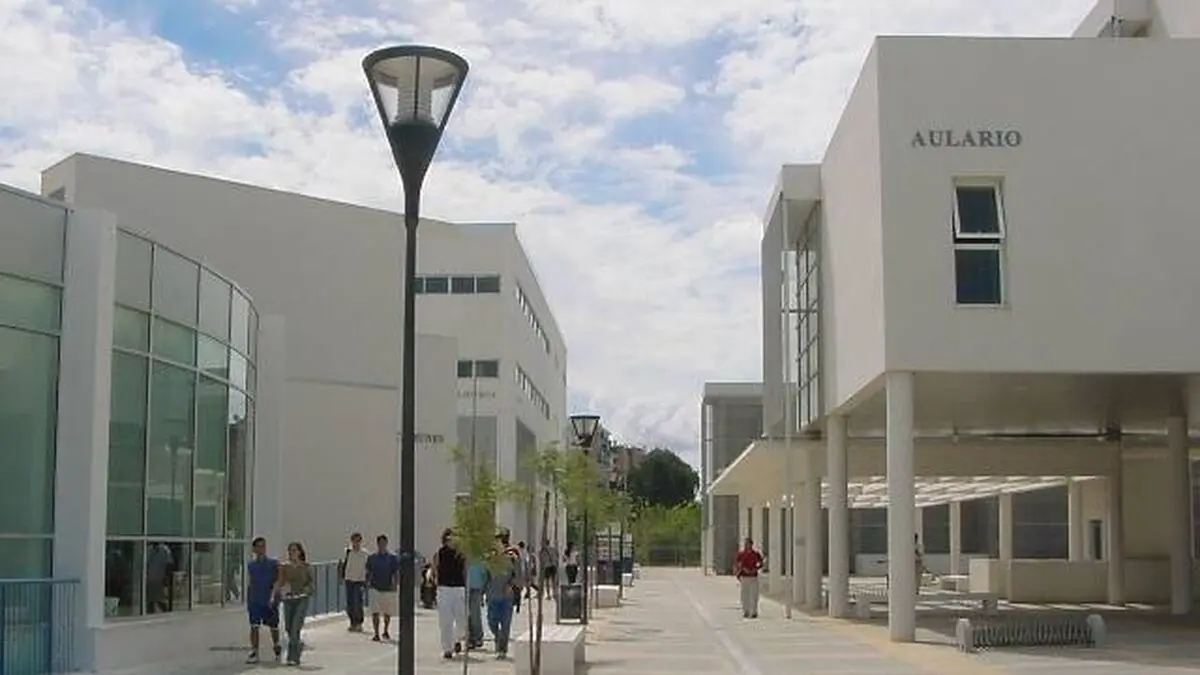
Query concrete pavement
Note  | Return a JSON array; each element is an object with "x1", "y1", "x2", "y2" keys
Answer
[{"x1": 95, "y1": 568, "x2": 1200, "y2": 674}]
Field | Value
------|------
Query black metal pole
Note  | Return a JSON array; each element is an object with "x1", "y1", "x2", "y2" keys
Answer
[
  {"x1": 581, "y1": 483, "x2": 589, "y2": 625},
  {"x1": 398, "y1": 190, "x2": 419, "y2": 674}
]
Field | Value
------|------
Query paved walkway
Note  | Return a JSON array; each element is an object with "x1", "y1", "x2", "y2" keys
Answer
[{"x1": 99, "y1": 569, "x2": 1200, "y2": 674}]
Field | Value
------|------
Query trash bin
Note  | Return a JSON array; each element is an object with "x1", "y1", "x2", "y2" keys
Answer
[{"x1": 557, "y1": 582, "x2": 584, "y2": 621}]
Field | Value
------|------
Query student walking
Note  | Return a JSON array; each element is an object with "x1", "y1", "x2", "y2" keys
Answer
[
  {"x1": 432, "y1": 528, "x2": 468, "y2": 660},
  {"x1": 734, "y1": 537, "x2": 763, "y2": 618},
  {"x1": 486, "y1": 538, "x2": 520, "y2": 660},
  {"x1": 274, "y1": 542, "x2": 315, "y2": 666},
  {"x1": 366, "y1": 535, "x2": 400, "y2": 642},
  {"x1": 245, "y1": 537, "x2": 282, "y2": 664},
  {"x1": 563, "y1": 542, "x2": 580, "y2": 584},
  {"x1": 338, "y1": 532, "x2": 369, "y2": 632},
  {"x1": 539, "y1": 539, "x2": 559, "y2": 600}
]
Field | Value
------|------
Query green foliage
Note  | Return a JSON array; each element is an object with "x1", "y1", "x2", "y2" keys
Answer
[
  {"x1": 626, "y1": 448, "x2": 699, "y2": 508},
  {"x1": 529, "y1": 444, "x2": 630, "y2": 532},
  {"x1": 630, "y1": 503, "x2": 701, "y2": 565},
  {"x1": 449, "y1": 445, "x2": 531, "y2": 574}
]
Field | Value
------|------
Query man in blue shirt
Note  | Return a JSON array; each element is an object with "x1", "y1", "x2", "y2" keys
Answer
[
  {"x1": 466, "y1": 557, "x2": 488, "y2": 649},
  {"x1": 366, "y1": 535, "x2": 401, "y2": 642},
  {"x1": 245, "y1": 537, "x2": 281, "y2": 664}
]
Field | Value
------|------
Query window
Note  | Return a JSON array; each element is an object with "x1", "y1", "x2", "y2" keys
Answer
[
  {"x1": 0, "y1": 327, "x2": 59, "y2": 543},
  {"x1": 152, "y1": 318, "x2": 196, "y2": 366},
  {"x1": 152, "y1": 248, "x2": 200, "y2": 325},
  {"x1": 146, "y1": 363, "x2": 195, "y2": 537},
  {"x1": 114, "y1": 306, "x2": 150, "y2": 351},
  {"x1": 229, "y1": 291, "x2": 250, "y2": 356},
  {"x1": 456, "y1": 360, "x2": 474, "y2": 378},
  {"x1": 952, "y1": 182, "x2": 1005, "y2": 306},
  {"x1": 475, "y1": 275, "x2": 501, "y2": 293},
  {"x1": 116, "y1": 233, "x2": 153, "y2": 309},
  {"x1": 0, "y1": 274, "x2": 61, "y2": 333},
  {"x1": 474, "y1": 360, "x2": 499, "y2": 378},
  {"x1": 424, "y1": 276, "x2": 449, "y2": 294},
  {"x1": 412, "y1": 277, "x2": 425, "y2": 294},
  {"x1": 198, "y1": 271, "x2": 231, "y2": 342},
  {"x1": 0, "y1": 189, "x2": 66, "y2": 283},
  {"x1": 451, "y1": 276, "x2": 476, "y2": 294}
]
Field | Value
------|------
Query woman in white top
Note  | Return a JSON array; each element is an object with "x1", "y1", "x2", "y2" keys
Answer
[{"x1": 563, "y1": 542, "x2": 580, "y2": 584}]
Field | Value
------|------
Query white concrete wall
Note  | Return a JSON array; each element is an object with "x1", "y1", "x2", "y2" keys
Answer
[
  {"x1": 818, "y1": 46, "x2": 886, "y2": 412},
  {"x1": 413, "y1": 333, "x2": 459, "y2": 559},
  {"x1": 871, "y1": 37, "x2": 1200, "y2": 375}
]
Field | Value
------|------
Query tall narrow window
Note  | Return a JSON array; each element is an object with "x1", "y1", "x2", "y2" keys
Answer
[{"x1": 952, "y1": 181, "x2": 1005, "y2": 306}]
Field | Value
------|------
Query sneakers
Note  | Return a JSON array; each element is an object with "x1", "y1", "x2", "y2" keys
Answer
[
  {"x1": 273, "y1": 645, "x2": 282, "y2": 661},
  {"x1": 382, "y1": 631, "x2": 391, "y2": 641},
  {"x1": 442, "y1": 651, "x2": 454, "y2": 660},
  {"x1": 245, "y1": 651, "x2": 259, "y2": 664}
]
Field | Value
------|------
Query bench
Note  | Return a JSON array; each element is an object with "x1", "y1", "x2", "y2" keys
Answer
[
  {"x1": 955, "y1": 614, "x2": 1106, "y2": 652},
  {"x1": 595, "y1": 584, "x2": 621, "y2": 608},
  {"x1": 513, "y1": 624, "x2": 586, "y2": 675},
  {"x1": 939, "y1": 574, "x2": 970, "y2": 592}
]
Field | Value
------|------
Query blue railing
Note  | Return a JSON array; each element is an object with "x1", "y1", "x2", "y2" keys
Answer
[
  {"x1": 0, "y1": 579, "x2": 79, "y2": 675},
  {"x1": 307, "y1": 561, "x2": 348, "y2": 618}
]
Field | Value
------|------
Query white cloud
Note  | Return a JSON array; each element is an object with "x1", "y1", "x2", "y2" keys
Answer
[{"x1": 0, "y1": 0, "x2": 1099, "y2": 466}]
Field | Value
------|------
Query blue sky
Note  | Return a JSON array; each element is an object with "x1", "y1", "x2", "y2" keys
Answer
[{"x1": 0, "y1": 0, "x2": 1096, "y2": 467}]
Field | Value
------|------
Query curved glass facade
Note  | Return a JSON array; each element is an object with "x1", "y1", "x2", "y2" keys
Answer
[
  {"x1": 0, "y1": 188, "x2": 67, "y2": 579},
  {"x1": 104, "y1": 231, "x2": 258, "y2": 617}
]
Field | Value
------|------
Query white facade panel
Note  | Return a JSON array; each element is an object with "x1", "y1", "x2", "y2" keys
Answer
[{"x1": 873, "y1": 37, "x2": 1200, "y2": 375}]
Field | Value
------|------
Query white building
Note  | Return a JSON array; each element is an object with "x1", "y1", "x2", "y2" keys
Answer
[
  {"x1": 709, "y1": 0, "x2": 1200, "y2": 643},
  {"x1": 42, "y1": 153, "x2": 566, "y2": 554},
  {"x1": 412, "y1": 220, "x2": 569, "y2": 545},
  {"x1": 0, "y1": 182, "x2": 285, "y2": 671}
]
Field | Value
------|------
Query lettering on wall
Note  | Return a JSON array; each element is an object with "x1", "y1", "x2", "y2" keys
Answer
[
  {"x1": 911, "y1": 129, "x2": 1022, "y2": 149},
  {"x1": 415, "y1": 433, "x2": 445, "y2": 444},
  {"x1": 457, "y1": 390, "x2": 497, "y2": 399}
]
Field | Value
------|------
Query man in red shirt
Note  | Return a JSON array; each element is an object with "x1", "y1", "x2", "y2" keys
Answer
[{"x1": 733, "y1": 538, "x2": 763, "y2": 618}]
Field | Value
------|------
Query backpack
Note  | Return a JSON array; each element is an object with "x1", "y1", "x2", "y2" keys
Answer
[{"x1": 336, "y1": 548, "x2": 350, "y2": 579}]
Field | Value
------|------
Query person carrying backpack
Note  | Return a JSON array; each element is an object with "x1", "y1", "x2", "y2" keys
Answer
[{"x1": 338, "y1": 532, "x2": 369, "y2": 632}]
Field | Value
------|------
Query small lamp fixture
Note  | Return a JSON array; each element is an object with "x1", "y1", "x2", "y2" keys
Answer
[
  {"x1": 363, "y1": 45, "x2": 469, "y2": 195},
  {"x1": 569, "y1": 413, "x2": 601, "y2": 447}
]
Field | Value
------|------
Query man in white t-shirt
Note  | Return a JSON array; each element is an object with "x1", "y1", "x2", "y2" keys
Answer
[{"x1": 338, "y1": 533, "x2": 370, "y2": 632}]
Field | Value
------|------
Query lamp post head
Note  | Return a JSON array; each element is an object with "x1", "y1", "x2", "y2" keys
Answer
[
  {"x1": 569, "y1": 414, "x2": 601, "y2": 448},
  {"x1": 363, "y1": 45, "x2": 469, "y2": 193}
]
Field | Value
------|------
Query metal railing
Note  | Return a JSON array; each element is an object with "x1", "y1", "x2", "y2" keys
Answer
[
  {"x1": 0, "y1": 579, "x2": 79, "y2": 675},
  {"x1": 306, "y1": 561, "x2": 349, "y2": 618}
]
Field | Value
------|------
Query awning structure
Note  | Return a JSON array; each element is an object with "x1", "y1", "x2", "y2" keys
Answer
[{"x1": 708, "y1": 435, "x2": 1115, "y2": 508}]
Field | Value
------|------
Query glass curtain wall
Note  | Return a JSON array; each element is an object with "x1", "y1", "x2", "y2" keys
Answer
[
  {"x1": 0, "y1": 190, "x2": 67, "y2": 578},
  {"x1": 104, "y1": 231, "x2": 257, "y2": 618},
  {"x1": 793, "y1": 206, "x2": 821, "y2": 428}
]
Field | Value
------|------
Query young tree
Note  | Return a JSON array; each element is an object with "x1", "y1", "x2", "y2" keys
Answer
[
  {"x1": 517, "y1": 444, "x2": 629, "y2": 675},
  {"x1": 449, "y1": 446, "x2": 531, "y2": 673}
]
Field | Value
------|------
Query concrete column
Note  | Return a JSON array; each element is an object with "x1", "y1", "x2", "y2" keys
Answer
[
  {"x1": 805, "y1": 449, "x2": 823, "y2": 610},
  {"x1": 252, "y1": 316, "x2": 286, "y2": 551},
  {"x1": 768, "y1": 501, "x2": 781, "y2": 596},
  {"x1": 53, "y1": 209, "x2": 117, "y2": 670},
  {"x1": 1107, "y1": 455, "x2": 1126, "y2": 606},
  {"x1": 914, "y1": 507, "x2": 924, "y2": 549},
  {"x1": 1168, "y1": 416, "x2": 1191, "y2": 614},
  {"x1": 792, "y1": 486, "x2": 805, "y2": 608},
  {"x1": 826, "y1": 414, "x2": 850, "y2": 618},
  {"x1": 998, "y1": 493, "x2": 1013, "y2": 562},
  {"x1": 885, "y1": 371, "x2": 916, "y2": 642},
  {"x1": 1067, "y1": 480, "x2": 1085, "y2": 562},
  {"x1": 949, "y1": 501, "x2": 962, "y2": 576},
  {"x1": 739, "y1": 500, "x2": 750, "y2": 543}
]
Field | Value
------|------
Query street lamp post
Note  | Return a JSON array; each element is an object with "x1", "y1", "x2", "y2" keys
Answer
[
  {"x1": 363, "y1": 45, "x2": 468, "y2": 675},
  {"x1": 569, "y1": 414, "x2": 600, "y2": 626}
]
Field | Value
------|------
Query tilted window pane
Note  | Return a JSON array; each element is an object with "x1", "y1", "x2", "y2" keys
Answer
[
  {"x1": 955, "y1": 186, "x2": 1002, "y2": 235},
  {"x1": 198, "y1": 270, "x2": 231, "y2": 342},
  {"x1": 113, "y1": 306, "x2": 149, "y2": 352},
  {"x1": 104, "y1": 539, "x2": 144, "y2": 616},
  {"x1": 197, "y1": 335, "x2": 229, "y2": 380},
  {"x1": 226, "y1": 389, "x2": 249, "y2": 538},
  {"x1": 152, "y1": 317, "x2": 196, "y2": 366},
  {"x1": 152, "y1": 248, "x2": 199, "y2": 325},
  {"x1": 0, "y1": 538, "x2": 52, "y2": 578},
  {"x1": 247, "y1": 308, "x2": 258, "y2": 362},
  {"x1": 145, "y1": 541, "x2": 190, "y2": 612},
  {"x1": 108, "y1": 352, "x2": 148, "y2": 536},
  {"x1": 954, "y1": 249, "x2": 1002, "y2": 305},
  {"x1": 0, "y1": 274, "x2": 61, "y2": 333},
  {"x1": 0, "y1": 190, "x2": 65, "y2": 283},
  {"x1": 0, "y1": 327, "x2": 59, "y2": 536},
  {"x1": 230, "y1": 350, "x2": 248, "y2": 391},
  {"x1": 146, "y1": 363, "x2": 196, "y2": 537},
  {"x1": 195, "y1": 377, "x2": 228, "y2": 539},
  {"x1": 230, "y1": 291, "x2": 250, "y2": 356},
  {"x1": 115, "y1": 232, "x2": 152, "y2": 309}
]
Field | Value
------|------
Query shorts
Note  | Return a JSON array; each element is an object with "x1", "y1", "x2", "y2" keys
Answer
[
  {"x1": 542, "y1": 565, "x2": 558, "y2": 579},
  {"x1": 248, "y1": 603, "x2": 279, "y2": 628},
  {"x1": 370, "y1": 589, "x2": 398, "y2": 616}
]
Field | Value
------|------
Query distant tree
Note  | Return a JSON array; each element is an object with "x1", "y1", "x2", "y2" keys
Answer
[{"x1": 626, "y1": 448, "x2": 698, "y2": 508}]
